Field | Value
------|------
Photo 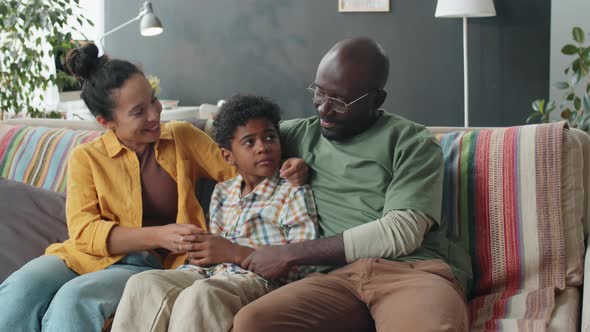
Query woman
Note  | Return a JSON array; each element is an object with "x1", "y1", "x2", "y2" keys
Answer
[{"x1": 0, "y1": 44, "x2": 306, "y2": 332}]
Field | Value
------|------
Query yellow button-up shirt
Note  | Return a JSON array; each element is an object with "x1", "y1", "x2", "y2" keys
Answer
[{"x1": 45, "y1": 121, "x2": 235, "y2": 275}]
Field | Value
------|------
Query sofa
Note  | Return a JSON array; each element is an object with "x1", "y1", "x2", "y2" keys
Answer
[{"x1": 0, "y1": 115, "x2": 588, "y2": 332}]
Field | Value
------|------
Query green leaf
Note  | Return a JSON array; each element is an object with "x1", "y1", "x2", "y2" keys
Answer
[
  {"x1": 571, "y1": 71, "x2": 582, "y2": 86},
  {"x1": 546, "y1": 100, "x2": 556, "y2": 113},
  {"x1": 584, "y1": 94, "x2": 590, "y2": 112},
  {"x1": 532, "y1": 99, "x2": 545, "y2": 112},
  {"x1": 587, "y1": 83, "x2": 590, "y2": 94},
  {"x1": 575, "y1": 97, "x2": 582, "y2": 110},
  {"x1": 526, "y1": 112, "x2": 543, "y2": 124},
  {"x1": 567, "y1": 93, "x2": 575, "y2": 101},
  {"x1": 573, "y1": 58, "x2": 581, "y2": 73},
  {"x1": 553, "y1": 81, "x2": 570, "y2": 90},
  {"x1": 562, "y1": 108, "x2": 573, "y2": 120},
  {"x1": 562, "y1": 44, "x2": 579, "y2": 55},
  {"x1": 573, "y1": 27, "x2": 585, "y2": 44}
]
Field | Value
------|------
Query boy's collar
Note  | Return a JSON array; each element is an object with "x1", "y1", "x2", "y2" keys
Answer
[{"x1": 232, "y1": 172, "x2": 281, "y2": 200}]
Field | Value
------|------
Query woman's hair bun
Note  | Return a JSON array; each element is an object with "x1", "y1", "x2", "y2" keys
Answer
[{"x1": 65, "y1": 43, "x2": 102, "y2": 80}]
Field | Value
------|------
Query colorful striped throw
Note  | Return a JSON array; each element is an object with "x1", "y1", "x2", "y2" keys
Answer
[
  {"x1": 439, "y1": 122, "x2": 567, "y2": 331},
  {"x1": 0, "y1": 125, "x2": 102, "y2": 193}
]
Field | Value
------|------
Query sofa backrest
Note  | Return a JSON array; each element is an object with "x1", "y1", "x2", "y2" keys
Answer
[
  {"x1": 436, "y1": 123, "x2": 590, "y2": 328},
  {"x1": 0, "y1": 124, "x2": 102, "y2": 193}
]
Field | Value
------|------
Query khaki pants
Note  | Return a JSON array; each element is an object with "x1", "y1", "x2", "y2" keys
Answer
[
  {"x1": 233, "y1": 258, "x2": 469, "y2": 332},
  {"x1": 111, "y1": 269, "x2": 271, "y2": 332}
]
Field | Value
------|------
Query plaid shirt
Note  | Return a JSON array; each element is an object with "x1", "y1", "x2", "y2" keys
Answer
[{"x1": 179, "y1": 172, "x2": 318, "y2": 283}]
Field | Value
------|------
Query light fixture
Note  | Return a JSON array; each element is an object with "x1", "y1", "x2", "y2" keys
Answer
[
  {"x1": 435, "y1": 0, "x2": 496, "y2": 127},
  {"x1": 99, "y1": 1, "x2": 163, "y2": 48}
]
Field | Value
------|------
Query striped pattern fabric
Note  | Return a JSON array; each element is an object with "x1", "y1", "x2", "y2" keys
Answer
[
  {"x1": 439, "y1": 122, "x2": 567, "y2": 331},
  {"x1": 0, "y1": 125, "x2": 102, "y2": 193},
  {"x1": 179, "y1": 172, "x2": 319, "y2": 283}
]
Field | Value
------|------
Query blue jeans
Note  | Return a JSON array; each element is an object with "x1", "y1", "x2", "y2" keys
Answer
[{"x1": 0, "y1": 252, "x2": 162, "y2": 332}]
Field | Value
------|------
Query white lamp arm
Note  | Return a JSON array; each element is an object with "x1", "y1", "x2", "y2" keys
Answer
[{"x1": 99, "y1": 15, "x2": 141, "y2": 47}]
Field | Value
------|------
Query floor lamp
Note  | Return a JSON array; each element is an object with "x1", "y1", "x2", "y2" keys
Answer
[
  {"x1": 99, "y1": 1, "x2": 163, "y2": 50},
  {"x1": 435, "y1": 0, "x2": 496, "y2": 127}
]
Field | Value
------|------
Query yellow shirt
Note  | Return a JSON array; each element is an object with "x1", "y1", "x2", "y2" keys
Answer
[{"x1": 45, "y1": 121, "x2": 236, "y2": 275}]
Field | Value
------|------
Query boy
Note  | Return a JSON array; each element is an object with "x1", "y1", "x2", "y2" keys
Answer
[{"x1": 111, "y1": 95, "x2": 318, "y2": 332}]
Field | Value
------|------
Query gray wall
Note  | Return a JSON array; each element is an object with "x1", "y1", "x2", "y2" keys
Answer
[
  {"x1": 105, "y1": 0, "x2": 550, "y2": 126},
  {"x1": 550, "y1": 0, "x2": 590, "y2": 118}
]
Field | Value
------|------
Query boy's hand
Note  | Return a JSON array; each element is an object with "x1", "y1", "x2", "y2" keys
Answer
[
  {"x1": 185, "y1": 235, "x2": 254, "y2": 267},
  {"x1": 280, "y1": 158, "x2": 308, "y2": 186}
]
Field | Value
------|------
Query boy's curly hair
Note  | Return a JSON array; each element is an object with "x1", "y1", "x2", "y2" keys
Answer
[{"x1": 213, "y1": 95, "x2": 281, "y2": 150}]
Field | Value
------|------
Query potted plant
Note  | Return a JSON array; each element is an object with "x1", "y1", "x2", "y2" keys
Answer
[
  {"x1": 0, "y1": 0, "x2": 92, "y2": 120},
  {"x1": 527, "y1": 27, "x2": 590, "y2": 130}
]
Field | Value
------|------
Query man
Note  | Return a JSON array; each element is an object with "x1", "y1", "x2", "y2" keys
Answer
[{"x1": 231, "y1": 37, "x2": 471, "y2": 332}]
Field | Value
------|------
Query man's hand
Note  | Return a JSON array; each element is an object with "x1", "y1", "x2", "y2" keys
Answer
[
  {"x1": 242, "y1": 245, "x2": 294, "y2": 280},
  {"x1": 155, "y1": 224, "x2": 208, "y2": 254},
  {"x1": 280, "y1": 158, "x2": 308, "y2": 186},
  {"x1": 184, "y1": 235, "x2": 254, "y2": 267}
]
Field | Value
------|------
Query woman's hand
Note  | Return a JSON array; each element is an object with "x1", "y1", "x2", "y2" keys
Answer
[
  {"x1": 155, "y1": 224, "x2": 208, "y2": 254},
  {"x1": 280, "y1": 158, "x2": 309, "y2": 186}
]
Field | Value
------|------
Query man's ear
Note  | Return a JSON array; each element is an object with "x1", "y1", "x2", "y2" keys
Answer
[
  {"x1": 220, "y1": 147, "x2": 235, "y2": 166},
  {"x1": 96, "y1": 115, "x2": 115, "y2": 130},
  {"x1": 373, "y1": 89, "x2": 387, "y2": 110}
]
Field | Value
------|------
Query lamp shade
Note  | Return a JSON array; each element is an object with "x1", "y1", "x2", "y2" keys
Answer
[
  {"x1": 435, "y1": 0, "x2": 496, "y2": 18},
  {"x1": 139, "y1": 2, "x2": 163, "y2": 36}
]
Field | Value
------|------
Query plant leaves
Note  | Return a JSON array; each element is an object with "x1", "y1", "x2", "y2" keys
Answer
[
  {"x1": 573, "y1": 59, "x2": 581, "y2": 73},
  {"x1": 562, "y1": 44, "x2": 579, "y2": 55},
  {"x1": 584, "y1": 94, "x2": 590, "y2": 112},
  {"x1": 526, "y1": 112, "x2": 543, "y2": 124},
  {"x1": 573, "y1": 27, "x2": 585, "y2": 44},
  {"x1": 532, "y1": 99, "x2": 545, "y2": 112},
  {"x1": 575, "y1": 97, "x2": 582, "y2": 110},
  {"x1": 561, "y1": 108, "x2": 573, "y2": 119},
  {"x1": 553, "y1": 81, "x2": 570, "y2": 90},
  {"x1": 571, "y1": 71, "x2": 582, "y2": 86}
]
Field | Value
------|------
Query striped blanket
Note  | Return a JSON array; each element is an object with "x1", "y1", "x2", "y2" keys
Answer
[
  {"x1": 439, "y1": 122, "x2": 567, "y2": 331},
  {"x1": 0, "y1": 125, "x2": 101, "y2": 193}
]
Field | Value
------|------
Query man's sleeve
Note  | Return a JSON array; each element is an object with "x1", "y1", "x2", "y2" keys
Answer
[
  {"x1": 384, "y1": 137, "x2": 444, "y2": 224},
  {"x1": 343, "y1": 210, "x2": 434, "y2": 262}
]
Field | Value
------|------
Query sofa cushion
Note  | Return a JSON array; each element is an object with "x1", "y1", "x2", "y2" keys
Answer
[
  {"x1": 547, "y1": 287, "x2": 580, "y2": 332},
  {"x1": 560, "y1": 130, "x2": 585, "y2": 286},
  {"x1": 0, "y1": 124, "x2": 102, "y2": 192},
  {"x1": 439, "y1": 122, "x2": 571, "y2": 328},
  {"x1": 0, "y1": 178, "x2": 68, "y2": 283}
]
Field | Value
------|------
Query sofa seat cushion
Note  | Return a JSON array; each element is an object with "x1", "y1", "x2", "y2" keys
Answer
[
  {"x1": 0, "y1": 178, "x2": 68, "y2": 283},
  {"x1": 0, "y1": 124, "x2": 102, "y2": 192}
]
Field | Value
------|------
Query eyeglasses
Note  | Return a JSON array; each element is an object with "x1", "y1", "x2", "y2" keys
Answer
[{"x1": 306, "y1": 83, "x2": 373, "y2": 113}]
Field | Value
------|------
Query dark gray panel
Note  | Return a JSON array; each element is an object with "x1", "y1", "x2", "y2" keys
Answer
[{"x1": 105, "y1": 0, "x2": 549, "y2": 127}]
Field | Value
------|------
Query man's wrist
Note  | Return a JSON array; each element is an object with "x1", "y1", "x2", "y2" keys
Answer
[{"x1": 232, "y1": 244, "x2": 254, "y2": 265}]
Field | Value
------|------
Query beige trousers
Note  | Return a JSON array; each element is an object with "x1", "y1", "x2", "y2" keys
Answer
[{"x1": 111, "y1": 269, "x2": 271, "y2": 332}]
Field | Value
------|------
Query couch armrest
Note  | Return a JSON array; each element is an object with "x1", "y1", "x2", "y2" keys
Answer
[{"x1": 581, "y1": 235, "x2": 590, "y2": 331}]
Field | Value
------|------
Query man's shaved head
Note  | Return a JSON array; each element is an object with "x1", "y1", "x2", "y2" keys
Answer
[{"x1": 313, "y1": 37, "x2": 389, "y2": 140}]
